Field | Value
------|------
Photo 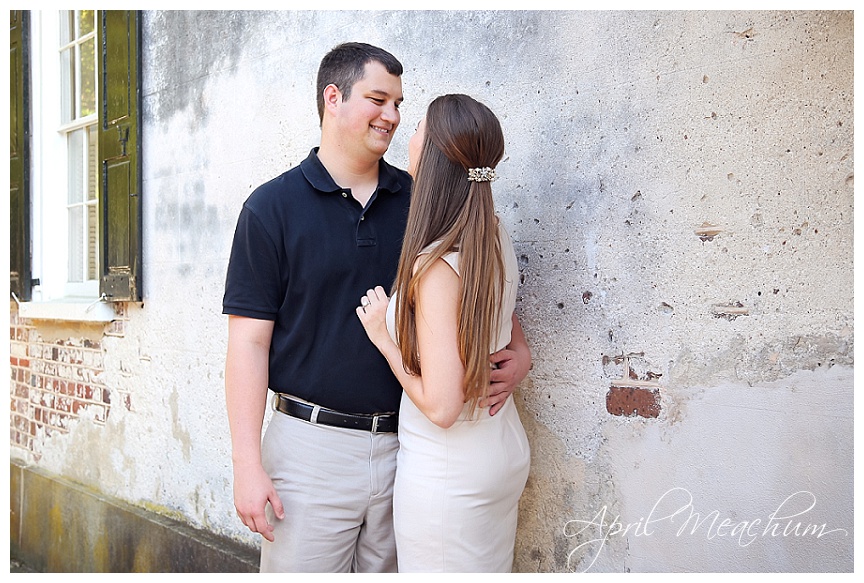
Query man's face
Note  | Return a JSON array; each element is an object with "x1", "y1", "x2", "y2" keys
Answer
[{"x1": 334, "y1": 61, "x2": 403, "y2": 160}]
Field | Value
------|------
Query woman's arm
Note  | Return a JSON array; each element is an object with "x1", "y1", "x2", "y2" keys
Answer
[{"x1": 357, "y1": 259, "x2": 466, "y2": 428}]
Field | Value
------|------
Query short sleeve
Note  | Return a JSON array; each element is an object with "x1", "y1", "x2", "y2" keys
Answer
[{"x1": 222, "y1": 205, "x2": 283, "y2": 320}]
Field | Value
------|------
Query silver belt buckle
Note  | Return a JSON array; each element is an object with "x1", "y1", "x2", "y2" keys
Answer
[{"x1": 371, "y1": 414, "x2": 380, "y2": 433}]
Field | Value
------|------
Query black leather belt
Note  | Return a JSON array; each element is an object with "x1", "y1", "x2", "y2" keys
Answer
[{"x1": 273, "y1": 394, "x2": 398, "y2": 433}]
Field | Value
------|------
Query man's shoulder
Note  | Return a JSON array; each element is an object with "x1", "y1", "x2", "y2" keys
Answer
[{"x1": 244, "y1": 164, "x2": 308, "y2": 209}]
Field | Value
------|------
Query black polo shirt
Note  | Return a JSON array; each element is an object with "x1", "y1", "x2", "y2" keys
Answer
[{"x1": 223, "y1": 148, "x2": 411, "y2": 414}]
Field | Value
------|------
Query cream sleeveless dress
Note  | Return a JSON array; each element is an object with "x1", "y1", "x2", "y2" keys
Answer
[{"x1": 385, "y1": 221, "x2": 531, "y2": 572}]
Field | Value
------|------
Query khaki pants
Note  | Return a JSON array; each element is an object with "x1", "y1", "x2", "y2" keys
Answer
[{"x1": 259, "y1": 407, "x2": 399, "y2": 572}]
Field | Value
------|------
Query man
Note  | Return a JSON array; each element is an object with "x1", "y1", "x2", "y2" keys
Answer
[{"x1": 223, "y1": 42, "x2": 531, "y2": 573}]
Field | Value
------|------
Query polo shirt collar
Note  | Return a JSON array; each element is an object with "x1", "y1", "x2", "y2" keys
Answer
[{"x1": 300, "y1": 147, "x2": 406, "y2": 196}]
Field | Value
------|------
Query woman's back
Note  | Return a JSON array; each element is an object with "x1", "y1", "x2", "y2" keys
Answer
[{"x1": 385, "y1": 220, "x2": 517, "y2": 354}]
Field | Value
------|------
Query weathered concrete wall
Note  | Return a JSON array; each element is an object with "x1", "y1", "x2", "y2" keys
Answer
[{"x1": 11, "y1": 10, "x2": 852, "y2": 572}]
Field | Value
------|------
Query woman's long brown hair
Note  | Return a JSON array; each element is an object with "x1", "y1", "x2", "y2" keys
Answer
[{"x1": 393, "y1": 94, "x2": 506, "y2": 413}]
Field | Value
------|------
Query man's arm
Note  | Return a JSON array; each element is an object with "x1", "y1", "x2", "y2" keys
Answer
[
  {"x1": 485, "y1": 313, "x2": 532, "y2": 415},
  {"x1": 225, "y1": 315, "x2": 284, "y2": 542}
]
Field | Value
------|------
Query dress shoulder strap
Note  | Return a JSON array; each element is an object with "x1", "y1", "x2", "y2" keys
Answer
[{"x1": 418, "y1": 241, "x2": 460, "y2": 276}]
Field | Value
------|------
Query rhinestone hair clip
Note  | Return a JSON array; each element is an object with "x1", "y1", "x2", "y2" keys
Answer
[{"x1": 467, "y1": 167, "x2": 497, "y2": 182}]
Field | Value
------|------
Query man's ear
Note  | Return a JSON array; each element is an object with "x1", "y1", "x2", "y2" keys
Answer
[{"x1": 322, "y1": 84, "x2": 342, "y2": 115}]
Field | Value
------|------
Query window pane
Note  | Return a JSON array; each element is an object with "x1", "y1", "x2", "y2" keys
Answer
[
  {"x1": 79, "y1": 36, "x2": 96, "y2": 117},
  {"x1": 79, "y1": 10, "x2": 94, "y2": 37},
  {"x1": 68, "y1": 206, "x2": 84, "y2": 283},
  {"x1": 60, "y1": 47, "x2": 74, "y2": 123},
  {"x1": 68, "y1": 129, "x2": 84, "y2": 204},
  {"x1": 54, "y1": 10, "x2": 108, "y2": 293}
]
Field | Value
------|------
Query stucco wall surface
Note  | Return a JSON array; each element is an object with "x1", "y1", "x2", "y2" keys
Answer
[{"x1": 13, "y1": 10, "x2": 853, "y2": 572}]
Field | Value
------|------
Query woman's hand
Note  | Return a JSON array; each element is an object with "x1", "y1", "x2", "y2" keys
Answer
[{"x1": 356, "y1": 285, "x2": 391, "y2": 349}]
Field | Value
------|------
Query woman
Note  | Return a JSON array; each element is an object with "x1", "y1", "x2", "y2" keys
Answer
[{"x1": 356, "y1": 94, "x2": 530, "y2": 572}]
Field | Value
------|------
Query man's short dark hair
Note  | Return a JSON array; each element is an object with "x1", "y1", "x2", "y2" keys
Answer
[{"x1": 316, "y1": 42, "x2": 403, "y2": 123}]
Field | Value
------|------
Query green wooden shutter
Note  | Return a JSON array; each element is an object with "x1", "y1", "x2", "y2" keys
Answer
[
  {"x1": 10, "y1": 11, "x2": 32, "y2": 301},
  {"x1": 98, "y1": 10, "x2": 141, "y2": 301}
]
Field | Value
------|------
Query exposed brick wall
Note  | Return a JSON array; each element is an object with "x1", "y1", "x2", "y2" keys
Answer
[
  {"x1": 9, "y1": 305, "x2": 128, "y2": 459},
  {"x1": 603, "y1": 353, "x2": 663, "y2": 419},
  {"x1": 606, "y1": 386, "x2": 661, "y2": 418}
]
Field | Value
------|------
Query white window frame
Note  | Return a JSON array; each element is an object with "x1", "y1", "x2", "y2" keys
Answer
[{"x1": 29, "y1": 10, "x2": 100, "y2": 304}]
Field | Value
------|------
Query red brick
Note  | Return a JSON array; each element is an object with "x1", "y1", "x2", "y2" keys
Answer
[
  {"x1": 12, "y1": 414, "x2": 26, "y2": 431},
  {"x1": 606, "y1": 386, "x2": 661, "y2": 418},
  {"x1": 10, "y1": 398, "x2": 26, "y2": 414},
  {"x1": 55, "y1": 413, "x2": 70, "y2": 429}
]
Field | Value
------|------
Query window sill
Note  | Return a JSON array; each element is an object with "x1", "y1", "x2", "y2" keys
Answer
[{"x1": 17, "y1": 299, "x2": 116, "y2": 323}]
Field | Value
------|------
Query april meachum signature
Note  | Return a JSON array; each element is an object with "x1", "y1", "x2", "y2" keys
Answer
[{"x1": 563, "y1": 488, "x2": 849, "y2": 572}]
